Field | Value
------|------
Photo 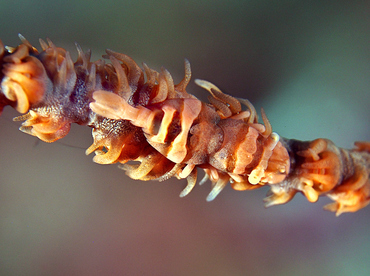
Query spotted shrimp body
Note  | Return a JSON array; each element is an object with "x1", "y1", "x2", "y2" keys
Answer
[{"x1": 90, "y1": 81, "x2": 290, "y2": 201}]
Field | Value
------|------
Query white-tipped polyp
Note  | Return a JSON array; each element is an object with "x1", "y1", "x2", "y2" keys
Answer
[
  {"x1": 179, "y1": 182, "x2": 196, "y2": 198},
  {"x1": 206, "y1": 178, "x2": 228, "y2": 201}
]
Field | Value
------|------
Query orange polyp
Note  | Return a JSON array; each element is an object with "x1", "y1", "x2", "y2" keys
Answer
[
  {"x1": 298, "y1": 140, "x2": 342, "y2": 195},
  {"x1": 354, "y1": 141, "x2": 370, "y2": 153},
  {"x1": 2, "y1": 47, "x2": 48, "y2": 112},
  {"x1": 86, "y1": 136, "x2": 127, "y2": 164},
  {"x1": 325, "y1": 182, "x2": 370, "y2": 216},
  {"x1": 15, "y1": 110, "x2": 72, "y2": 142}
]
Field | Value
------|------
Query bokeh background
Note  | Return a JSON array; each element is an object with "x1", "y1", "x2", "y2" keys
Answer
[{"x1": 1, "y1": 1, "x2": 370, "y2": 275}]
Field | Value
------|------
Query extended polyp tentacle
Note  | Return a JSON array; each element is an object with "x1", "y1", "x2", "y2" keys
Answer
[
  {"x1": 142, "y1": 63, "x2": 157, "y2": 86},
  {"x1": 85, "y1": 63, "x2": 97, "y2": 91},
  {"x1": 105, "y1": 49, "x2": 144, "y2": 93},
  {"x1": 121, "y1": 151, "x2": 164, "y2": 180},
  {"x1": 74, "y1": 42, "x2": 92, "y2": 70},
  {"x1": 149, "y1": 69, "x2": 169, "y2": 103},
  {"x1": 39, "y1": 40, "x2": 68, "y2": 77},
  {"x1": 86, "y1": 132, "x2": 128, "y2": 164},
  {"x1": 38, "y1": 39, "x2": 49, "y2": 51},
  {"x1": 264, "y1": 181, "x2": 298, "y2": 207},
  {"x1": 18, "y1": 34, "x2": 39, "y2": 53},
  {"x1": 237, "y1": 98, "x2": 258, "y2": 124},
  {"x1": 207, "y1": 95, "x2": 232, "y2": 118},
  {"x1": 161, "y1": 67, "x2": 176, "y2": 99},
  {"x1": 174, "y1": 59, "x2": 192, "y2": 94},
  {"x1": 260, "y1": 108, "x2": 272, "y2": 137},
  {"x1": 54, "y1": 51, "x2": 77, "y2": 95},
  {"x1": 206, "y1": 173, "x2": 230, "y2": 201},
  {"x1": 179, "y1": 168, "x2": 198, "y2": 197},
  {"x1": 109, "y1": 55, "x2": 131, "y2": 100},
  {"x1": 194, "y1": 79, "x2": 241, "y2": 114},
  {"x1": 156, "y1": 163, "x2": 183, "y2": 182}
]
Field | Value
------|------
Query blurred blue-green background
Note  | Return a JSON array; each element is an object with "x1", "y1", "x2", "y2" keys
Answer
[{"x1": 1, "y1": 1, "x2": 370, "y2": 275}]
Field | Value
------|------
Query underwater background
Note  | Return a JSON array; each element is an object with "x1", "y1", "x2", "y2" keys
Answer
[{"x1": 1, "y1": 1, "x2": 370, "y2": 275}]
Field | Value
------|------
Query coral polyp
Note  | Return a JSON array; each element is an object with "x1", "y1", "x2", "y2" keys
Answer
[{"x1": 1, "y1": 35, "x2": 369, "y2": 215}]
